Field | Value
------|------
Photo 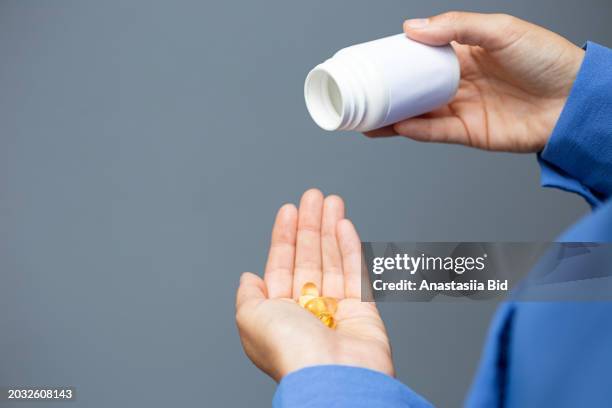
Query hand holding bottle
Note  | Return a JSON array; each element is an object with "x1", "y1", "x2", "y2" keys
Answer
[{"x1": 366, "y1": 12, "x2": 585, "y2": 152}]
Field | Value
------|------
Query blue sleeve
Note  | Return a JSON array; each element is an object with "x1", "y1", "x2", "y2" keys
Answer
[
  {"x1": 538, "y1": 42, "x2": 612, "y2": 208},
  {"x1": 273, "y1": 365, "x2": 433, "y2": 408}
]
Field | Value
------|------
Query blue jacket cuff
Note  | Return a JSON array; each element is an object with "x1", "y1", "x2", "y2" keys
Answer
[
  {"x1": 538, "y1": 155, "x2": 601, "y2": 207},
  {"x1": 538, "y1": 42, "x2": 612, "y2": 207},
  {"x1": 273, "y1": 365, "x2": 433, "y2": 408}
]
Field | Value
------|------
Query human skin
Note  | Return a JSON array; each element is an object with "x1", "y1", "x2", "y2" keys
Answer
[
  {"x1": 236, "y1": 189, "x2": 393, "y2": 381},
  {"x1": 365, "y1": 12, "x2": 585, "y2": 152},
  {"x1": 236, "y1": 12, "x2": 586, "y2": 381}
]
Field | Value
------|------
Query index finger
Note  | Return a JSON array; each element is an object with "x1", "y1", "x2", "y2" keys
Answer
[
  {"x1": 363, "y1": 125, "x2": 397, "y2": 138},
  {"x1": 264, "y1": 203, "x2": 298, "y2": 298}
]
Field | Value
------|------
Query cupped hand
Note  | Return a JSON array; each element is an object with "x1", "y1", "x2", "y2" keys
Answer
[
  {"x1": 235, "y1": 189, "x2": 393, "y2": 382},
  {"x1": 366, "y1": 12, "x2": 585, "y2": 152}
]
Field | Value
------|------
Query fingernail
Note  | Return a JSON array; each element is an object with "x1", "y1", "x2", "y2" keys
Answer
[{"x1": 405, "y1": 18, "x2": 429, "y2": 29}]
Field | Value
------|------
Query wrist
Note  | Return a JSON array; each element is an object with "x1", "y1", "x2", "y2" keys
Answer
[
  {"x1": 538, "y1": 47, "x2": 585, "y2": 150},
  {"x1": 277, "y1": 344, "x2": 341, "y2": 381},
  {"x1": 278, "y1": 343, "x2": 394, "y2": 381}
]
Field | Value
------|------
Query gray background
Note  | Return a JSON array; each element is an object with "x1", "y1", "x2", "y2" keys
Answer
[{"x1": 0, "y1": 0, "x2": 609, "y2": 407}]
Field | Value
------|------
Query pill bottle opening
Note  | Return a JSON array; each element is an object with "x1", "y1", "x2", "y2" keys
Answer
[{"x1": 304, "y1": 68, "x2": 343, "y2": 131}]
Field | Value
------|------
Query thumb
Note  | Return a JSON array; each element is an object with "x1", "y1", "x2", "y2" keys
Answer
[
  {"x1": 236, "y1": 272, "x2": 267, "y2": 311},
  {"x1": 403, "y1": 12, "x2": 526, "y2": 50}
]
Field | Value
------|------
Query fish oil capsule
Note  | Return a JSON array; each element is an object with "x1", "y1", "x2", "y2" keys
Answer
[
  {"x1": 304, "y1": 297, "x2": 327, "y2": 316},
  {"x1": 301, "y1": 282, "x2": 319, "y2": 297},
  {"x1": 298, "y1": 295, "x2": 315, "y2": 308},
  {"x1": 297, "y1": 282, "x2": 338, "y2": 330},
  {"x1": 321, "y1": 297, "x2": 338, "y2": 314},
  {"x1": 318, "y1": 312, "x2": 336, "y2": 329}
]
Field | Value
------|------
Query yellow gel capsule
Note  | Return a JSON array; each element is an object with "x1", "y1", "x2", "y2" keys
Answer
[
  {"x1": 301, "y1": 282, "x2": 319, "y2": 297},
  {"x1": 298, "y1": 295, "x2": 315, "y2": 308},
  {"x1": 304, "y1": 297, "x2": 328, "y2": 316},
  {"x1": 318, "y1": 312, "x2": 336, "y2": 329},
  {"x1": 321, "y1": 297, "x2": 338, "y2": 314}
]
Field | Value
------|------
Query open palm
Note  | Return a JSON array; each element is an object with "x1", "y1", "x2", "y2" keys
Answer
[{"x1": 236, "y1": 190, "x2": 393, "y2": 381}]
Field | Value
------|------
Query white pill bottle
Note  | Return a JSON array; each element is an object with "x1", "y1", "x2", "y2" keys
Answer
[{"x1": 304, "y1": 34, "x2": 460, "y2": 132}]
